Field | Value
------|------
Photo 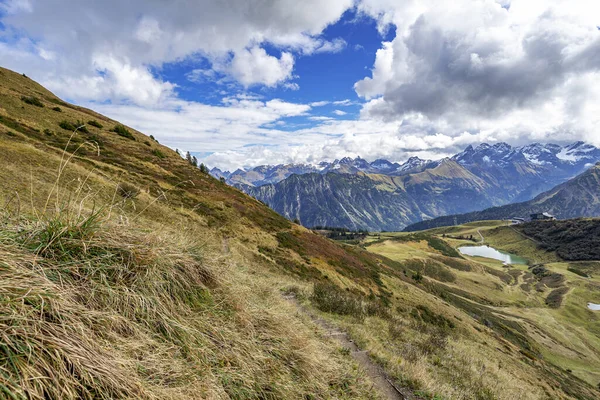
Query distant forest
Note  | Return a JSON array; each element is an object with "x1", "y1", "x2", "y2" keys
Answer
[{"x1": 516, "y1": 219, "x2": 600, "y2": 261}]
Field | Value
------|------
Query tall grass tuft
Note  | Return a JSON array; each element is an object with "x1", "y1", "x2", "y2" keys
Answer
[{"x1": 311, "y1": 282, "x2": 388, "y2": 320}]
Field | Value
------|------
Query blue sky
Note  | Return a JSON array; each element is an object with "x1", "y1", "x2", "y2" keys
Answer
[
  {"x1": 158, "y1": 9, "x2": 393, "y2": 116},
  {"x1": 1, "y1": 0, "x2": 599, "y2": 170}
]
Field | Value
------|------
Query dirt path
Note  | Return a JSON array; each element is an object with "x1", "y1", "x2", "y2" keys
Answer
[
  {"x1": 284, "y1": 295, "x2": 416, "y2": 400},
  {"x1": 477, "y1": 229, "x2": 485, "y2": 243},
  {"x1": 509, "y1": 226, "x2": 543, "y2": 246}
]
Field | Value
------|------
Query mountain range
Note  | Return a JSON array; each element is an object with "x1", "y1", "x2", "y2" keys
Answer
[
  {"x1": 404, "y1": 162, "x2": 600, "y2": 231},
  {"x1": 213, "y1": 142, "x2": 600, "y2": 230},
  {"x1": 210, "y1": 155, "x2": 437, "y2": 187}
]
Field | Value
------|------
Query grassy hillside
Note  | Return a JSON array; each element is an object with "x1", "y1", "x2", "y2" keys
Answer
[
  {"x1": 0, "y1": 67, "x2": 391, "y2": 399},
  {"x1": 1, "y1": 66, "x2": 599, "y2": 399},
  {"x1": 369, "y1": 222, "x2": 600, "y2": 391}
]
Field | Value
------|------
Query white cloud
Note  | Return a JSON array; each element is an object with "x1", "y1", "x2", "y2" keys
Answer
[
  {"x1": 185, "y1": 69, "x2": 216, "y2": 83},
  {"x1": 354, "y1": 0, "x2": 600, "y2": 143},
  {"x1": 37, "y1": 55, "x2": 175, "y2": 107},
  {"x1": 2, "y1": 0, "x2": 600, "y2": 171},
  {"x1": 224, "y1": 47, "x2": 295, "y2": 88},
  {"x1": 266, "y1": 34, "x2": 347, "y2": 55},
  {"x1": 332, "y1": 99, "x2": 353, "y2": 106},
  {"x1": 90, "y1": 97, "x2": 313, "y2": 159},
  {"x1": 134, "y1": 16, "x2": 162, "y2": 43},
  {"x1": 309, "y1": 99, "x2": 353, "y2": 108},
  {"x1": 283, "y1": 82, "x2": 300, "y2": 90},
  {"x1": 0, "y1": 0, "x2": 353, "y2": 103},
  {"x1": 313, "y1": 38, "x2": 347, "y2": 53}
]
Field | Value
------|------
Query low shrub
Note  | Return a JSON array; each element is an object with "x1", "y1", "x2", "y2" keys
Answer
[
  {"x1": 311, "y1": 283, "x2": 364, "y2": 318},
  {"x1": 546, "y1": 287, "x2": 569, "y2": 308},
  {"x1": 75, "y1": 120, "x2": 89, "y2": 134},
  {"x1": 88, "y1": 120, "x2": 103, "y2": 129},
  {"x1": 59, "y1": 120, "x2": 89, "y2": 133},
  {"x1": 111, "y1": 124, "x2": 135, "y2": 140},
  {"x1": 58, "y1": 120, "x2": 75, "y2": 131},
  {"x1": 410, "y1": 304, "x2": 455, "y2": 331},
  {"x1": 152, "y1": 149, "x2": 165, "y2": 159},
  {"x1": 21, "y1": 96, "x2": 44, "y2": 107},
  {"x1": 311, "y1": 283, "x2": 388, "y2": 320},
  {"x1": 567, "y1": 266, "x2": 590, "y2": 278},
  {"x1": 52, "y1": 106, "x2": 62, "y2": 112}
]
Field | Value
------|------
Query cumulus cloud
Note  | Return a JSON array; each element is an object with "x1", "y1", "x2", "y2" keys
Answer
[
  {"x1": 0, "y1": 0, "x2": 352, "y2": 102},
  {"x1": 355, "y1": 0, "x2": 600, "y2": 141},
  {"x1": 2, "y1": 0, "x2": 600, "y2": 170},
  {"x1": 224, "y1": 47, "x2": 294, "y2": 88}
]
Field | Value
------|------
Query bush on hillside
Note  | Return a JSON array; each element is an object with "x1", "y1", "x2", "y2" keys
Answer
[
  {"x1": 58, "y1": 120, "x2": 75, "y2": 131},
  {"x1": 88, "y1": 120, "x2": 103, "y2": 129},
  {"x1": 311, "y1": 282, "x2": 388, "y2": 320},
  {"x1": 111, "y1": 124, "x2": 135, "y2": 140},
  {"x1": 21, "y1": 96, "x2": 44, "y2": 107},
  {"x1": 58, "y1": 120, "x2": 89, "y2": 133},
  {"x1": 75, "y1": 120, "x2": 89, "y2": 134},
  {"x1": 545, "y1": 287, "x2": 569, "y2": 308},
  {"x1": 152, "y1": 149, "x2": 165, "y2": 159}
]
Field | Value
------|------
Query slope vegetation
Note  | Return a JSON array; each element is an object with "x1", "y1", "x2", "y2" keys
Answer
[{"x1": 516, "y1": 219, "x2": 600, "y2": 261}]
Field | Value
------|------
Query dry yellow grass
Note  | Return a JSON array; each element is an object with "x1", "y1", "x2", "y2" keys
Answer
[{"x1": 0, "y1": 211, "x2": 379, "y2": 399}]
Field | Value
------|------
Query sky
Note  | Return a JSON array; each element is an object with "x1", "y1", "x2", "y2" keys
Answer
[{"x1": 1, "y1": 0, "x2": 599, "y2": 171}]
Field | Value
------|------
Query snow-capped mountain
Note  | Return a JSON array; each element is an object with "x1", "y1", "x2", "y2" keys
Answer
[
  {"x1": 370, "y1": 159, "x2": 400, "y2": 172},
  {"x1": 212, "y1": 164, "x2": 319, "y2": 187},
  {"x1": 212, "y1": 141, "x2": 600, "y2": 231},
  {"x1": 214, "y1": 156, "x2": 440, "y2": 186},
  {"x1": 556, "y1": 141, "x2": 600, "y2": 165},
  {"x1": 453, "y1": 141, "x2": 600, "y2": 170},
  {"x1": 212, "y1": 142, "x2": 600, "y2": 196}
]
